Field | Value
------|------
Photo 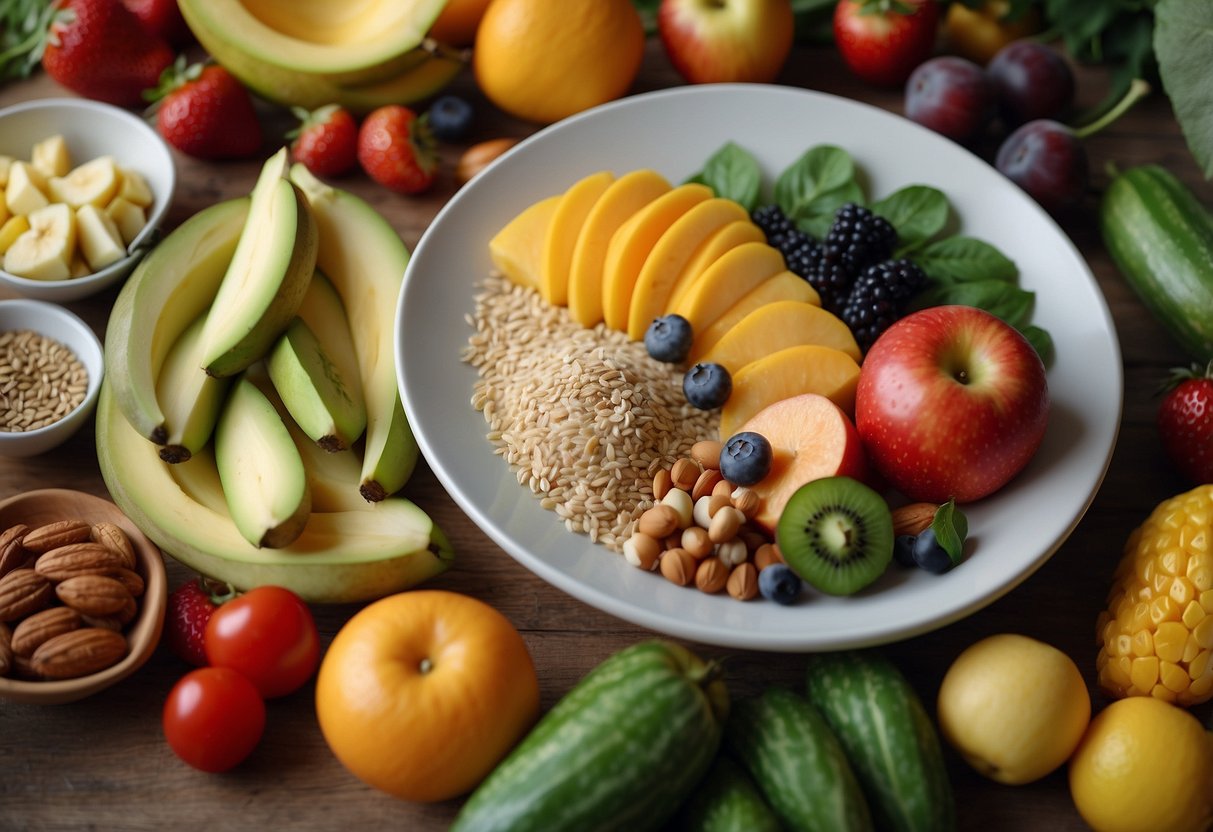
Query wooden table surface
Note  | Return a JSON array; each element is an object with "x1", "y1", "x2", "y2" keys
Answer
[{"x1": 2, "y1": 38, "x2": 1211, "y2": 831}]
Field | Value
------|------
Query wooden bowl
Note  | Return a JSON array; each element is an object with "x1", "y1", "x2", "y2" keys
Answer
[{"x1": 0, "y1": 489, "x2": 167, "y2": 704}]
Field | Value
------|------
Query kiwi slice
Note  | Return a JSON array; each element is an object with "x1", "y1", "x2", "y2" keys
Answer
[{"x1": 775, "y1": 476, "x2": 894, "y2": 596}]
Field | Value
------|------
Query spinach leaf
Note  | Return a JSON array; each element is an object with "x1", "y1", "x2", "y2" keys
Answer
[
  {"x1": 685, "y1": 142, "x2": 763, "y2": 212},
  {"x1": 872, "y1": 185, "x2": 950, "y2": 247},
  {"x1": 931, "y1": 499, "x2": 969, "y2": 567},
  {"x1": 1154, "y1": 0, "x2": 1213, "y2": 177},
  {"x1": 1021, "y1": 325, "x2": 1056, "y2": 367},
  {"x1": 918, "y1": 279, "x2": 1035, "y2": 329},
  {"x1": 915, "y1": 236, "x2": 1019, "y2": 285},
  {"x1": 774, "y1": 145, "x2": 862, "y2": 231}
]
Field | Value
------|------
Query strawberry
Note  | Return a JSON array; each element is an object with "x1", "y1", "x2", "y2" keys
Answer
[
  {"x1": 356, "y1": 105, "x2": 437, "y2": 195},
  {"x1": 164, "y1": 578, "x2": 235, "y2": 667},
  {"x1": 833, "y1": 0, "x2": 941, "y2": 87},
  {"x1": 288, "y1": 104, "x2": 359, "y2": 178},
  {"x1": 147, "y1": 57, "x2": 263, "y2": 160},
  {"x1": 41, "y1": 0, "x2": 175, "y2": 108},
  {"x1": 1158, "y1": 362, "x2": 1213, "y2": 486},
  {"x1": 120, "y1": 0, "x2": 194, "y2": 48}
]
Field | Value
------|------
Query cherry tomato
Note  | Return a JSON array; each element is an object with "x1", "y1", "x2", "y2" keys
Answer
[
  {"x1": 163, "y1": 667, "x2": 266, "y2": 773},
  {"x1": 204, "y1": 585, "x2": 321, "y2": 699}
]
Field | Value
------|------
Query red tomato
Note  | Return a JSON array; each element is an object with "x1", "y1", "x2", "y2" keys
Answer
[
  {"x1": 833, "y1": 0, "x2": 942, "y2": 87},
  {"x1": 163, "y1": 667, "x2": 266, "y2": 773},
  {"x1": 204, "y1": 586, "x2": 321, "y2": 699}
]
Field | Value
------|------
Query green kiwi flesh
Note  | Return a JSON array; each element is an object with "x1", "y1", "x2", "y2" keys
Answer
[{"x1": 775, "y1": 476, "x2": 894, "y2": 596}]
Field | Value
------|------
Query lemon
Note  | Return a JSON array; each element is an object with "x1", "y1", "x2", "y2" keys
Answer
[
  {"x1": 936, "y1": 633, "x2": 1091, "y2": 785},
  {"x1": 1069, "y1": 697, "x2": 1213, "y2": 832},
  {"x1": 473, "y1": 0, "x2": 645, "y2": 125}
]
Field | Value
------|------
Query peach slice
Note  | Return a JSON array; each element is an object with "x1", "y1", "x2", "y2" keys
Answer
[
  {"x1": 601, "y1": 182, "x2": 712, "y2": 331},
  {"x1": 666, "y1": 219, "x2": 766, "y2": 314},
  {"x1": 540, "y1": 170, "x2": 614, "y2": 307},
  {"x1": 488, "y1": 193, "x2": 561, "y2": 290},
  {"x1": 625, "y1": 197, "x2": 749, "y2": 340},
  {"x1": 719, "y1": 343, "x2": 862, "y2": 439},
  {"x1": 690, "y1": 272, "x2": 821, "y2": 361},
  {"x1": 567, "y1": 169, "x2": 670, "y2": 328},
  {"x1": 700, "y1": 300, "x2": 863, "y2": 374},
  {"x1": 737, "y1": 393, "x2": 868, "y2": 533},
  {"x1": 672, "y1": 241, "x2": 787, "y2": 335}
]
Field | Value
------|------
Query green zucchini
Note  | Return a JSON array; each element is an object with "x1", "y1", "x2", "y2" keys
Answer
[
  {"x1": 674, "y1": 755, "x2": 782, "y2": 832},
  {"x1": 451, "y1": 640, "x2": 729, "y2": 832},
  {"x1": 725, "y1": 687, "x2": 872, "y2": 832},
  {"x1": 1100, "y1": 164, "x2": 1213, "y2": 363},
  {"x1": 805, "y1": 651, "x2": 955, "y2": 832}
]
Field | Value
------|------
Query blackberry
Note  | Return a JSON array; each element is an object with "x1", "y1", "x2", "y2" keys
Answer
[
  {"x1": 751, "y1": 204, "x2": 794, "y2": 241},
  {"x1": 804, "y1": 258, "x2": 852, "y2": 314},
  {"x1": 841, "y1": 258, "x2": 928, "y2": 351},
  {"x1": 782, "y1": 233, "x2": 823, "y2": 279},
  {"x1": 823, "y1": 203, "x2": 898, "y2": 275}
]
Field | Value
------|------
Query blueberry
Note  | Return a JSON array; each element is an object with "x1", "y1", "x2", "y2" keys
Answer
[
  {"x1": 893, "y1": 534, "x2": 918, "y2": 568},
  {"x1": 683, "y1": 362, "x2": 731, "y2": 410},
  {"x1": 644, "y1": 314, "x2": 693, "y2": 363},
  {"x1": 720, "y1": 431, "x2": 772, "y2": 486},
  {"x1": 759, "y1": 563, "x2": 802, "y2": 605},
  {"x1": 911, "y1": 527, "x2": 953, "y2": 574},
  {"x1": 427, "y1": 95, "x2": 474, "y2": 142}
]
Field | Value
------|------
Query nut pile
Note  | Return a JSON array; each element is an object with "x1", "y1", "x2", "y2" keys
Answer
[
  {"x1": 0, "y1": 518, "x2": 141, "y2": 681},
  {"x1": 624, "y1": 439, "x2": 785, "y2": 601},
  {"x1": 0, "y1": 330, "x2": 89, "y2": 433}
]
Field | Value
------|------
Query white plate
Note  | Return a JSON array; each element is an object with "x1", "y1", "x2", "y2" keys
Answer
[{"x1": 396, "y1": 84, "x2": 1121, "y2": 651}]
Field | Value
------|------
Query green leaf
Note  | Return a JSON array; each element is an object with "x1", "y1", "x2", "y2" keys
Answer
[
  {"x1": 630, "y1": 0, "x2": 660, "y2": 35},
  {"x1": 872, "y1": 185, "x2": 950, "y2": 246},
  {"x1": 795, "y1": 179, "x2": 866, "y2": 238},
  {"x1": 688, "y1": 142, "x2": 763, "y2": 213},
  {"x1": 1021, "y1": 324, "x2": 1056, "y2": 367},
  {"x1": 775, "y1": 145, "x2": 860, "y2": 224},
  {"x1": 916, "y1": 236, "x2": 1019, "y2": 285},
  {"x1": 1154, "y1": 0, "x2": 1213, "y2": 177},
  {"x1": 931, "y1": 499, "x2": 968, "y2": 567},
  {"x1": 918, "y1": 279, "x2": 1035, "y2": 328}
]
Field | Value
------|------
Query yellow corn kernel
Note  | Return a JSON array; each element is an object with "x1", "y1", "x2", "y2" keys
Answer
[
  {"x1": 1153, "y1": 570, "x2": 1173, "y2": 595},
  {"x1": 1161, "y1": 661, "x2": 1191, "y2": 693},
  {"x1": 1131, "y1": 628, "x2": 1154, "y2": 657},
  {"x1": 1189, "y1": 559, "x2": 1213, "y2": 592},
  {"x1": 1112, "y1": 633, "x2": 1133, "y2": 657},
  {"x1": 1154, "y1": 621, "x2": 1189, "y2": 663},
  {"x1": 1101, "y1": 617, "x2": 1120, "y2": 647},
  {"x1": 1106, "y1": 655, "x2": 1133, "y2": 689},
  {"x1": 1150, "y1": 595, "x2": 1180, "y2": 625},
  {"x1": 1202, "y1": 589, "x2": 1213, "y2": 614},
  {"x1": 1194, "y1": 614, "x2": 1213, "y2": 650},
  {"x1": 1190, "y1": 649, "x2": 1212, "y2": 680},
  {"x1": 1130, "y1": 600, "x2": 1152, "y2": 632},
  {"x1": 1180, "y1": 522, "x2": 1209, "y2": 551},
  {"x1": 1151, "y1": 683, "x2": 1178, "y2": 703},
  {"x1": 1183, "y1": 600, "x2": 1206, "y2": 630},
  {"x1": 1130, "y1": 655, "x2": 1159, "y2": 692},
  {"x1": 1189, "y1": 673, "x2": 1213, "y2": 700},
  {"x1": 1170, "y1": 576, "x2": 1196, "y2": 607},
  {"x1": 1160, "y1": 548, "x2": 1185, "y2": 576},
  {"x1": 1184, "y1": 633, "x2": 1201, "y2": 664}
]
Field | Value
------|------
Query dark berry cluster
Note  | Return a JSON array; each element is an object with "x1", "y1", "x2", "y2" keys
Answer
[
  {"x1": 840, "y1": 259, "x2": 928, "y2": 351},
  {"x1": 823, "y1": 203, "x2": 897, "y2": 276}
]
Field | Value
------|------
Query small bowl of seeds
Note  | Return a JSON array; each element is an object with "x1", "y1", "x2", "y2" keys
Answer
[{"x1": 0, "y1": 298, "x2": 103, "y2": 457}]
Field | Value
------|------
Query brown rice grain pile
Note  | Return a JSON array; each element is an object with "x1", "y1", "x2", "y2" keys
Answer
[{"x1": 462, "y1": 275, "x2": 719, "y2": 551}]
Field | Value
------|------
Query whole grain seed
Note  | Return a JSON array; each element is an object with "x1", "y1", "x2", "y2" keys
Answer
[{"x1": 0, "y1": 330, "x2": 88, "y2": 433}]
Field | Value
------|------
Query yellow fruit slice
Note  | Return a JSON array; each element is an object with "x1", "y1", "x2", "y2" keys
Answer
[
  {"x1": 666, "y1": 218, "x2": 765, "y2": 313},
  {"x1": 700, "y1": 300, "x2": 861, "y2": 374},
  {"x1": 690, "y1": 272, "x2": 821, "y2": 361},
  {"x1": 719, "y1": 344, "x2": 861, "y2": 440},
  {"x1": 674, "y1": 241, "x2": 786, "y2": 336},
  {"x1": 567, "y1": 169, "x2": 670, "y2": 328},
  {"x1": 0, "y1": 214, "x2": 30, "y2": 255},
  {"x1": 488, "y1": 193, "x2": 561, "y2": 290},
  {"x1": 602, "y1": 182, "x2": 712, "y2": 331},
  {"x1": 626, "y1": 197, "x2": 749, "y2": 340},
  {"x1": 540, "y1": 170, "x2": 614, "y2": 307}
]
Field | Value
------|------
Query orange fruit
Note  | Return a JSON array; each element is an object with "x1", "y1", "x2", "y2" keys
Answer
[
  {"x1": 429, "y1": 0, "x2": 493, "y2": 47},
  {"x1": 314, "y1": 590, "x2": 540, "y2": 803},
  {"x1": 473, "y1": 0, "x2": 646, "y2": 125}
]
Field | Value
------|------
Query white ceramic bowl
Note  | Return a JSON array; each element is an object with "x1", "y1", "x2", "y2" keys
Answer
[
  {"x1": 0, "y1": 299, "x2": 104, "y2": 457},
  {"x1": 0, "y1": 98, "x2": 176, "y2": 302}
]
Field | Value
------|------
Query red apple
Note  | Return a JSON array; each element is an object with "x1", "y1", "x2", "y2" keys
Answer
[
  {"x1": 658, "y1": 0, "x2": 795, "y2": 85},
  {"x1": 855, "y1": 305, "x2": 1048, "y2": 503}
]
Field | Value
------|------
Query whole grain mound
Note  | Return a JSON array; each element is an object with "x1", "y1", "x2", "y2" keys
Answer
[{"x1": 463, "y1": 276, "x2": 719, "y2": 550}]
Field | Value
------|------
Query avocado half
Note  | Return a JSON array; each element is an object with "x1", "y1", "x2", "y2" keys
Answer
[{"x1": 177, "y1": 0, "x2": 462, "y2": 112}]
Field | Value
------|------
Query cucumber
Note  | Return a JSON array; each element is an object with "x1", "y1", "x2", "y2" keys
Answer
[
  {"x1": 805, "y1": 651, "x2": 955, "y2": 832},
  {"x1": 1100, "y1": 164, "x2": 1213, "y2": 363},
  {"x1": 674, "y1": 755, "x2": 782, "y2": 832},
  {"x1": 451, "y1": 640, "x2": 729, "y2": 832},
  {"x1": 725, "y1": 687, "x2": 872, "y2": 832}
]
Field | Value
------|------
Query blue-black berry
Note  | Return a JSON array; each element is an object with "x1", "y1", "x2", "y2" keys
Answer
[
  {"x1": 840, "y1": 258, "x2": 928, "y2": 351},
  {"x1": 759, "y1": 563, "x2": 802, "y2": 605},
  {"x1": 720, "y1": 431, "x2": 773, "y2": 486},
  {"x1": 644, "y1": 314, "x2": 693, "y2": 363},
  {"x1": 427, "y1": 95, "x2": 474, "y2": 142},
  {"x1": 911, "y1": 527, "x2": 954, "y2": 574},
  {"x1": 893, "y1": 534, "x2": 918, "y2": 568},
  {"x1": 683, "y1": 362, "x2": 732, "y2": 410}
]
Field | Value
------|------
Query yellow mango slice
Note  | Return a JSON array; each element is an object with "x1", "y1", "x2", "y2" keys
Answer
[
  {"x1": 601, "y1": 183, "x2": 712, "y2": 332},
  {"x1": 673, "y1": 241, "x2": 786, "y2": 335},
  {"x1": 626, "y1": 197, "x2": 749, "y2": 340},
  {"x1": 489, "y1": 194, "x2": 561, "y2": 290},
  {"x1": 700, "y1": 301, "x2": 862, "y2": 374},
  {"x1": 719, "y1": 344, "x2": 862, "y2": 440},
  {"x1": 568, "y1": 169, "x2": 670, "y2": 328},
  {"x1": 691, "y1": 273, "x2": 822, "y2": 361},
  {"x1": 540, "y1": 170, "x2": 614, "y2": 307},
  {"x1": 666, "y1": 218, "x2": 766, "y2": 313}
]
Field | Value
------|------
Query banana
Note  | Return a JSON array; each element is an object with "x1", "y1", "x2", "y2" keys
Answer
[
  {"x1": 5, "y1": 161, "x2": 50, "y2": 215},
  {"x1": 154, "y1": 315, "x2": 232, "y2": 463},
  {"x1": 47, "y1": 155, "x2": 119, "y2": 208},
  {"x1": 75, "y1": 204, "x2": 126, "y2": 271},
  {"x1": 3, "y1": 202, "x2": 76, "y2": 280},
  {"x1": 199, "y1": 148, "x2": 319, "y2": 378},
  {"x1": 0, "y1": 214, "x2": 30, "y2": 255},
  {"x1": 97, "y1": 381, "x2": 453, "y2": 602},
  {"x1": 30, "y1": 134, "x2": 71, "y2": 179},
  {"x1": 105, "y1": 197, "x2": 147, "y2": 246},
  {"x1": 116, "y1": 168, "x2": 153, "y2": 207},
  {"x1": 290, "y1": 164, "x2": 418, "y2": 502},
  {"x1": 105, "y1": 197, "x2": 248, "y2": 445}
]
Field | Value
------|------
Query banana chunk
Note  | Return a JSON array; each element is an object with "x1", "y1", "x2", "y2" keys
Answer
[
  {"x1": 76, "y1": 203, "x2": 126, "y2": 270},
  {"x1": 6, "y1": 161, "x2": 50, "y2": 215},
  {"x1": 31, "y1": 134, "x2": 72, "y2": 178},
  {"x1": 4, "y1": 202, "x2": 76, "y2": 281},
  {"x1": 49, "y1": 155, "x2": 119, "y2": 208}
]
